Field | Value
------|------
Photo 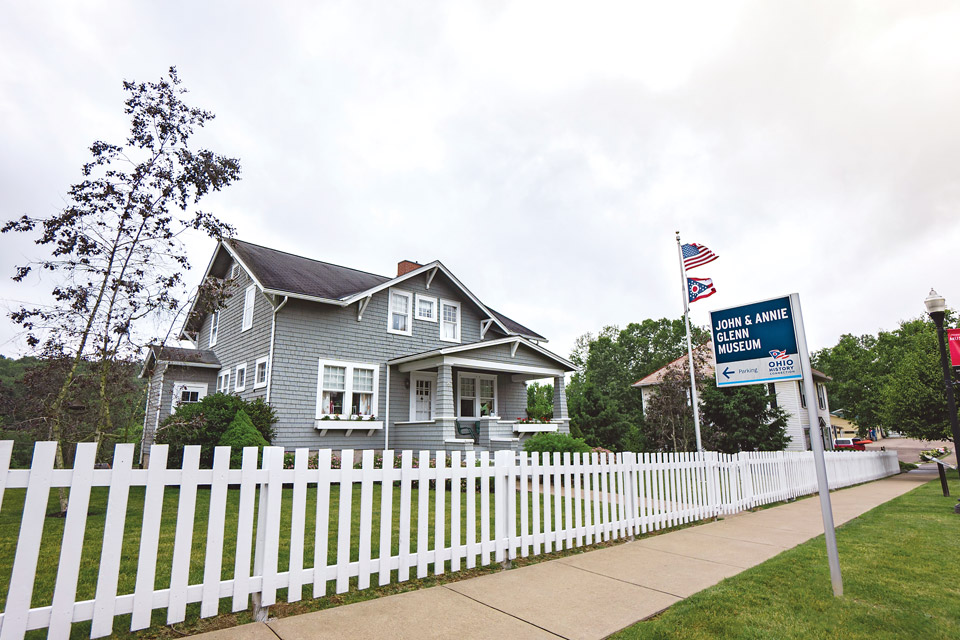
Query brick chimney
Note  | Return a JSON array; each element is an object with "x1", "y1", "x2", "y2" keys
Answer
[{"x1": 397, "y1": 260, "x2": 421, "y2": 276}]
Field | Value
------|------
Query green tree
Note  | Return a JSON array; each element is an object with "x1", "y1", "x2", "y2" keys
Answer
[
  {"x1": 812, "y1": 333, "x2": 881, "y2": 436},
  {"x1": 699, "y1": 384, "x2": 790, "y2": 453},
  {"x1": 640, "y1": 345, "x2": 710, "y2": 452},
  {"x1": 2, "y1": 68, "x2": 241, "y2": 503},
  {"x1": 567, "y1": 318, "x2": 707, "y2": 452},
  {"x1": 526, "y1": 382, "x2": 553, "y2": 420},
  {"x1": 218, "y1": 408, "x2": 269, "y2": 467}
]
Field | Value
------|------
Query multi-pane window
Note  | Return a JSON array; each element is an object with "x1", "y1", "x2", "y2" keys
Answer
[
  {"x1": 351, "y1": 367, "x2": 375, "y2": 415},
  {"x1": 235, "y1": 364, "x2": 247, "y2": 392},
  {"x1": 216, "y1": 370, "x2": 230, "y2": 393},
  {"x1": 459, "y1": 377, "x2": 476, "y2": 417},
  {"x1": 440, "y1": 300, "x2": 460, "y2": 342},
  {"x1": 174, "y1": 382, "x2": 207, "y2": 408},
  {"x1": 416, "y1": 294, "x2": 437, "y2": 322},
  {"x1": 209, "y1": 310, "x2": 219, "y2": 347},
  {"x1": 316, "y1": 360, "x2": 380, "y2": 419},
  {"x1": 388, "y1": 290, "x2": 412, "y2": 335},
  {"x1": 415, "y1": 378, "x2": 433, "y2": 420},
  {"x1": 479, "y1": 379, "x2": 495, "y2": 416},
  {"x1": 321, "y1": 365, "x2": 346, "y2": 415},
  {"x1": 254, "y1": 357, "x2": 269, "y2": 389},
  {"x1": 242, "y1": 285, "x2": 255, "y2": 331},
  {"x1": 458, "y1": 374, "x2": 497, "y2": 417}
]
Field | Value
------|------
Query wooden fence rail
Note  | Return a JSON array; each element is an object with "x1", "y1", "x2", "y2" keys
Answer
[{"x1": 0, "y1": 441, "x2": 899, "y2": 639}]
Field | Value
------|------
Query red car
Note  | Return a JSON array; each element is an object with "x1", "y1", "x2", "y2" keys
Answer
[{"x1": 834, "y1": 438, "x2": 867, "y2": 451}]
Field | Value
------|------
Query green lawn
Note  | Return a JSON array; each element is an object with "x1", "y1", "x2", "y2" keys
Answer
[
  {"x1": 613, "y1": 475, "x2": 960, "y2": 640},
  {"x1": 1, "y1": 479, "x2": 623, "y2": 638}
]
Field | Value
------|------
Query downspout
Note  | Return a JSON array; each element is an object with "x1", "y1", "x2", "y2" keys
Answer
[
  {"x1": 139, "y1": 376, "x2": 152, "y2": 467},
  {"x1": 266, "y1": 296, "x2": 289, "y2": 404},
  {"x1": 385, "y1": 365, "x2": 391, "y2": 450}
]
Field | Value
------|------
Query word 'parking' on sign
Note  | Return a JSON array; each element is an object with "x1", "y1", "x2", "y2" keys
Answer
[{"x1": 710, "y1": 295, "x2": 801, "y2": 387}]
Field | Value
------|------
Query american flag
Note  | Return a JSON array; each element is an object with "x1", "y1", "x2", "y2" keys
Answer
[{"x1": 681, "y1": 243, "x2": 718, "y2": 270}]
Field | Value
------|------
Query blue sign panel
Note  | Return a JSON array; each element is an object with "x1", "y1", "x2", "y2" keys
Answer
[{"x1": 710, "y1": 295, "x2": 802, "y2": 387}]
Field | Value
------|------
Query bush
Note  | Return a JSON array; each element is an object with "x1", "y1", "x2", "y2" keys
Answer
[
  {"x1": 218, "y1": 409, "x2": 269, "y2": 467},
  {"x1": 155, "y1": 393, "x2": 276, "y2": 466},
  {"x1": 523, "y1": 432, "x2": 592, "y2": 455},
  {"x1": 899, "y1": 460, "x2": 919, "y2": 472}
]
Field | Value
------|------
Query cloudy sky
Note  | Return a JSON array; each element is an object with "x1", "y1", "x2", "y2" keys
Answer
[{"x1": 2, "y1": 0, "x2": 959, "y2": 361}]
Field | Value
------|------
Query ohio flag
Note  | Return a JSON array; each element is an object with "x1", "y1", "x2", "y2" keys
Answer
[{"x1": 687, "y1": 277, "x2": 716, "y2": 303}]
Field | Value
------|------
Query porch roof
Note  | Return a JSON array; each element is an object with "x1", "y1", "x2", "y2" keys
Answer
[{"x1": 387, "y1": 336, "x2": 576, "y2": 377}]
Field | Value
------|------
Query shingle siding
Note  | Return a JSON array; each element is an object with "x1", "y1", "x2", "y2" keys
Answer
[{"x1": 141, "y1": 363, "x2": 218, "y2": 462}]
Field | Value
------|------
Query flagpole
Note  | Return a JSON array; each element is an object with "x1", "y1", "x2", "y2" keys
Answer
[{"x1": 676, "y1": 231, "x2": 704, "y2": 451}]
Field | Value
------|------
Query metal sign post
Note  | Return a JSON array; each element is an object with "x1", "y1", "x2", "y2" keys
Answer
[
  {"x1": 709, "y1": 293, "x2": 843, "y2": 596},
  {"x1": 790, "y1": 292, "x2": 843, "y2": 597}
]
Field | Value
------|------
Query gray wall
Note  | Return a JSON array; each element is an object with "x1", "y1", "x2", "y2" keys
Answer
[{"x1": 141, "y1": 363, "x2": 218, "y2": 461}]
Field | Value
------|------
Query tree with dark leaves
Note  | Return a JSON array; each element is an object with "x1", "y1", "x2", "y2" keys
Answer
[{"x1": 2, "y1": 68, "x2": 241, "y2": 506}]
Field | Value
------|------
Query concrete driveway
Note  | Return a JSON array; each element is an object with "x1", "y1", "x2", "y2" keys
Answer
[{"x1": 864, "y1": 436, "x2": 952, "y2": 464}]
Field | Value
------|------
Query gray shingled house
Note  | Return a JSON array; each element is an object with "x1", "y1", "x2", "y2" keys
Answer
[{"x1": 139, "y1": 239, "x2": 575, "y2": 465}]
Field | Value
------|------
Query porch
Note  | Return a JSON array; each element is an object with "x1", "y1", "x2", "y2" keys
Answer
[{"x1": 386, "y1": 337, "x2": 576, "y2": 452}]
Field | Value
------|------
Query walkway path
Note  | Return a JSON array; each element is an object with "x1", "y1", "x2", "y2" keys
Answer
[{"x1": 193, "y1": 471, "x2": 932, "y2": 640}]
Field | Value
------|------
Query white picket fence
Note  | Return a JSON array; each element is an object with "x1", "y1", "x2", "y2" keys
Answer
[{"x1": 0, "y1": 441, "x2": 899, "y2": 639}]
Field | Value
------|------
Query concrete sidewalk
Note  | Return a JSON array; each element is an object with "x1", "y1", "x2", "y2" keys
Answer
[{"x1": 194, "y1": 472, "x2": 932, "y2": 640}]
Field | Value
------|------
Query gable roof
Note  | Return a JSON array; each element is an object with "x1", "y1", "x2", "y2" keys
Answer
[
  {"x1": 140, "y1": 345, "x2": 221, "y2": 378},
  {"x1": 387, "y1": 335, "x2": 575, "y2": 371},
  {"x1": 631, "y1": 341, "x2": 832, "y2": 387},
  {"x1": 227, "y1": 239, "x2": 390, "y2": 301},
  {"x1": 180, "y1": 238, "x2": 545, "y2": 342}
]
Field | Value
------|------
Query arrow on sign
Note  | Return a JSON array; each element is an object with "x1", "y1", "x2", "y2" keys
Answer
[{"x1": 722, "y1": 366, "x2": 734, "y2": 380}]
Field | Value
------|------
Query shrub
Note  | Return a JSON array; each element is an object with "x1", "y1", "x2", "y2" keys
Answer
[
  {"x1": 523, "y1": 432, "x2": 592, "y2": 454},
  {"x1": 155, "y1": 392, "x2": 276, "y2": 466},
  {"x1": 218, "y1": 409, "x2": 269, "y2": 467},
  {"x1": 899, "y1": 460, "x2": 918, "y2": 472}
]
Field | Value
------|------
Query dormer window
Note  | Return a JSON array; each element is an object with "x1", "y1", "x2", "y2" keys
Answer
[{"x1": 388, "y1": 289, "x2": 413, "y2": 336}]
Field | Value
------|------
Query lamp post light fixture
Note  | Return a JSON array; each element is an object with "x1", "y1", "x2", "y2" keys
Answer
[{"x1": 924, "y1": 288, "x2": 960, "y2": 477}]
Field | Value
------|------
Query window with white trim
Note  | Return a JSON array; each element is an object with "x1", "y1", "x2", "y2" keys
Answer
[
  {"x1": 415, "y1": 294, "x2": 437, "y2": 322},
  {"x1": 209, "y1": 310, "x2": 219, "y2": 347},
  {"x1": 458, "y1": 373, "x2": 497, "y2": 418},
  {"x1": 440, "y1": 299, "x2": 461, "y2": 343},
  {"x1": 316, "y1": 359, "x2": 380, "y2": 419},
  {"x1": 235, "y1": 363, "x2": 247, "y2": 392},
  {"x1": 409, "y1": 372, "x2": 437, "y2": 421},
  {"x1": 242, "y1": 285, "x2": 255, "y2": 332},
  {"x1": 816, "y1": 383, "x2": 826, "y2": 410},
  {"x1": 388, "y1": 289, "x2": 412, "y2": 335},
  {"x1": 216, "y1": 370, "x2": 230, "y2": 393},
  {"x1": 254, "y1": 356, "x2": 269, "y2": 389},
  {"x1": 173, "y1": 382, "x2": 208, "y2": 408}
]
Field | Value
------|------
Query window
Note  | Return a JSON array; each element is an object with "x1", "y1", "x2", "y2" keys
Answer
[
  {"x1": 173, "y1": 382, "x2": 207, "y2": 408},
  {"x1": 797, "y1": 381, "x2": 806, "y2": 408},
  {"x1": 242, "y1": 285, "x2": 255, "y2": 332},
  {"x1": 440, "y1": 300, "x2": 461, "y2": 343},
  {"x1": 415, "y1": 294, "x2": 437, "y2": 322},
  {"x1": 316, "y1": 359, "x2": 380, "y2": 419},
  {"x1": 231, "y1": 264, "x2": 240, "y2": 279},
  {"x1": 254, "y1": 356, "x2": 269, "y2": 389},
  {"x1": 410, "y1": 373, "x2": 436, "y2": 421},
  {"x1": 816, "y1": 383, "x2": 826, "y2": 410},
  {"x1": 387, "y1": 289, "x2": 412, "y2": 335},
  {"x1": 216, "y1": 370, "x2": 230, "y2": 393},
  {"x1": 767, "y1": 383, "x2": 778, "y2": 410},
  {"x1": 458, "y1": 373, "x2": 497, "y2": 418},
  {"x1": 235, "y1": 363, "x2": 247, "y2": 392},
  {"x1": 209, "y1": 310, "x2": 219, "y2": 347},
  {"x1": 351, "y1": 367, "x2": 375, "y2": 415}
]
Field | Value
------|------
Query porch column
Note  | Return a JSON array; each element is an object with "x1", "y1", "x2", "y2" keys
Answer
[
  {"x1": 436, "y1": 363, "x2": 457, "y2": 438},
  {"x1": 553, "y1": 375, "x2": 569, "y2": 421}
]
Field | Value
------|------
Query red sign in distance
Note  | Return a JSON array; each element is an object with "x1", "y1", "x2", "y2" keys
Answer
[{"x1": 948, "y1": 328, "x2": 960, "y2": 367}]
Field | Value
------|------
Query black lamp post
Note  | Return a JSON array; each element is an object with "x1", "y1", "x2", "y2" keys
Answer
[{"x1": 924, "y1": 289, "x2": 960, "y2": 477}]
